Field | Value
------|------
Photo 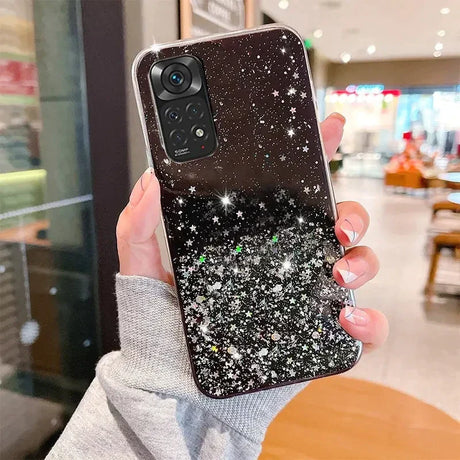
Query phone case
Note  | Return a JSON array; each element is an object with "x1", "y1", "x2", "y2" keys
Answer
[{"x1": 133, "y1": 25, "x2": 362, "y2": 398}]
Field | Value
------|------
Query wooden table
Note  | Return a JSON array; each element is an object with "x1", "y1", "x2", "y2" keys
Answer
[
  {"x1": 447, "y1": 192, "x2": 460, "y2": 205},
  {"x1": 261, "y1": 376, "x2": 460, "y2": 459},
  {"x1": 439, "y1": 172, "x2": 460, "y2": 190}
]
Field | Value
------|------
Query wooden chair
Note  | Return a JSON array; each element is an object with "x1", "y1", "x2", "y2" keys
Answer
[
  {"x1": 431, "y1": 201, "x2": 460, "y2": 220},
  {"x1": 424, "y1": 232, "x2": 460, "y2": 296}
]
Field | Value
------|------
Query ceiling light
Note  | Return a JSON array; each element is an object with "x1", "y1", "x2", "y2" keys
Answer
[
  {"x1": 340, "y1": 52, "x2": 351, "y2": 63},
  {"x1": 278, "y1": 0, "x2": 289, "y2": 9},
  {"x1": 433, "y1": 51, "x2": 442, "y2": 57},
  {"x1": 440, "y1": 7, "x2": 450, "y2": 14},
  {"x1": 437, "y1": 30, "x2": 446, "y2": 37},
  {"x1": 313, "y1": 29, "x2": 323, "y2": 38},
  {"x1": 367, "y1": 45, "x2": 376, "y2": 55},
  {"x1": 435, "y1": 42, "x2": 443, "y2": 51}
]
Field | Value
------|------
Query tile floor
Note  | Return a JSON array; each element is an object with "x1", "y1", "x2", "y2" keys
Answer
[{"x1": 332, "y1": 176, "x2": 460, "y2": 421}]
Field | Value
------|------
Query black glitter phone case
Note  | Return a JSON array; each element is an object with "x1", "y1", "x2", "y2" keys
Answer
[{"x1": 133, "y1": 25, "x2": 362, "y2": 398}]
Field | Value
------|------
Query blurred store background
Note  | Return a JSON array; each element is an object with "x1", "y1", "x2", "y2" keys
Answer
[{"x1": 0, "y1": 0, "x2": 459, "y2": 458}]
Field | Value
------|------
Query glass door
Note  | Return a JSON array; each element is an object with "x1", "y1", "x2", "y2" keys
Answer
[{"x1": 0, "y1": 0, "x2": 99, "y2": 457}]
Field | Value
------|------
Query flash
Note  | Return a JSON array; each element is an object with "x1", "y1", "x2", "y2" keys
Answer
[{"x1": 195, "y1": 128, "x2": 205, "y2": 138}]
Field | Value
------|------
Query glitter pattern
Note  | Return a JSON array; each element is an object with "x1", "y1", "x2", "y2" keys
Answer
[{"x1": 134, "y1": 26, "x2": 361, "y2": 398}]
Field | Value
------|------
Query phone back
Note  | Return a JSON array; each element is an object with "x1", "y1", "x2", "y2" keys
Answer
[{"x1": 133, "y1": 25, "x2": 361, "y2": 398}]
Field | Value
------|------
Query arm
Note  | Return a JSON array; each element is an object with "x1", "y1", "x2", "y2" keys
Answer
[{"x1": 48, "y1": 275, "x2": 306, "y2": 460}]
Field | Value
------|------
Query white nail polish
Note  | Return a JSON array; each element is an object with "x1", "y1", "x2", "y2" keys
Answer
[
  {"x1": 338, "y1": 268, "x2": 359, "y2": 284},
  {"x1": 342, "y1": 228, "x2": 358, "y2": 243},
  {"x1": 343, "y1": 306, "x2": 369, "y2": 326},
  {"x1": 344, "y1": 305, "x2": 356, "y2": 323}
]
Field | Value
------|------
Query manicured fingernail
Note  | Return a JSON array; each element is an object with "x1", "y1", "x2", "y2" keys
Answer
[
  {"x1": 129, "y1": 168, "x2": 154, "y2": 207},
  {"x1": 344, "y1": 306, "x2": 369, "y2": 326},
  {"x1": 335, "y1": 257, "x2": 367, "y2": 285},
  {"x1": 329, "y1": 112, "x2": 346, "y2": 125},
  {"x1": 339, "y1": 214, "x2": 364, "y2": 244},
  {"x1": 338, "y1": 268, "x2": 359, "y2": 283}
]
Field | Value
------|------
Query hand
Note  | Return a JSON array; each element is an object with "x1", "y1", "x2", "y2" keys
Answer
[{"x1": 116, "y1": 112, "x2": 388, "y2": 353}]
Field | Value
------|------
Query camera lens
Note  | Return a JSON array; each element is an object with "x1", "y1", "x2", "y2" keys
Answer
[
  {"x1": 169, "y1": 111, "x2": 180, "y2": 121},
  {"x1": 161, "y1": 64, "x2": 192, "y2": 94},
  {"x1": 169, "y1": 71, "x2": 184, "y2": 86},
  {"x1": 165, "y1": 107, "x2": 181, "y2": 123},
  {"x1": 187, "y1": 102, "x2": 204, "y2": 119},
  {"x1": 170, "y1": 129, "x2": 187, "y2": 147},
  {"x1": 151, "y1": 56, "x2": 203, "y2": 101}
]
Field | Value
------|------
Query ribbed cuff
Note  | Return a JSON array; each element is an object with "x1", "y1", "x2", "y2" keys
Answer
[{"x1": 104, "y1": 274, "x2": 307, "y2": 443}]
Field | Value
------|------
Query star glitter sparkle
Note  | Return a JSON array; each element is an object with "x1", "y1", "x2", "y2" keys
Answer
[
  {"x1": 221, "y1": 195, "x2": 231, "y2": 207},
  {"x1": 282, "y1": 260, "x2": 292, "y2": 270}
]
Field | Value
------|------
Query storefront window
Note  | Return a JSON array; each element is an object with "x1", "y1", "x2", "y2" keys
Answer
[
  {"x1": 0, "y1": 0, "x2": 99, "y2": 457},
  {"x1": 325, "y1": 87, "x2": 400, "y2": 157},
  {"x1": 396, "y1": 86, "x2": 460, "y2": 158},
  {"x1": 325, "y1": 85, "x2": 460, "y2": 177}
]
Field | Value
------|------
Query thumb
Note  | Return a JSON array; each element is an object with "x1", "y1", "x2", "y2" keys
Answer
[
  {"x1": 117, "y1": 167, "x2": 161, "y2": 244},
  {"x1": 117, "y1": 168, "x2": 172, "y2": 284}
]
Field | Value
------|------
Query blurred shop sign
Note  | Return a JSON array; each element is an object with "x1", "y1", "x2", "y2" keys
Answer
[
  {"x1": 0, "y1": 59, "x2": 37, "y2": 105},
  {"x1": 346, "y1": 84, "x2": 385, "y2": 94},
  {"x1": 336, "y1": 89, "x2": 401, "y2": 97},
  {"x1": 0, "y1": 60, "x2": 37, "y2": 96},
  {"x1": 181, "y1": 0, "x2": 252, "y2": 38}
]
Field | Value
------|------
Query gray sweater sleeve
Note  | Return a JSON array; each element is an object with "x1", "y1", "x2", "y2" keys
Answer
[{"x1": 47, "y1": 275, "x2": 307, "y2": 459}]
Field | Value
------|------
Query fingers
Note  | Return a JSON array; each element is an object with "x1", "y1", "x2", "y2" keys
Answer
[
  {"x1": 335, "y1": 201, "x2": 370, "y2": 247},
  {"x1": 339, "y1": 307, "x2": 389, "y2": 351},
  {"x1": 116, "y1": 168, "x2": 161, "y2": 244},
  {"x1": 333, "y1": 246, "x2": 379, "y2": 289},
  {"x1": 320, "y1": 112, "x2": 346, "y2": 161}
]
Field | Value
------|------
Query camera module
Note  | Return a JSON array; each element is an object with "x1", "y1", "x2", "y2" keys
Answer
[{"x1": 150, "y1": 55, "x2": 217, "y2": 162}]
